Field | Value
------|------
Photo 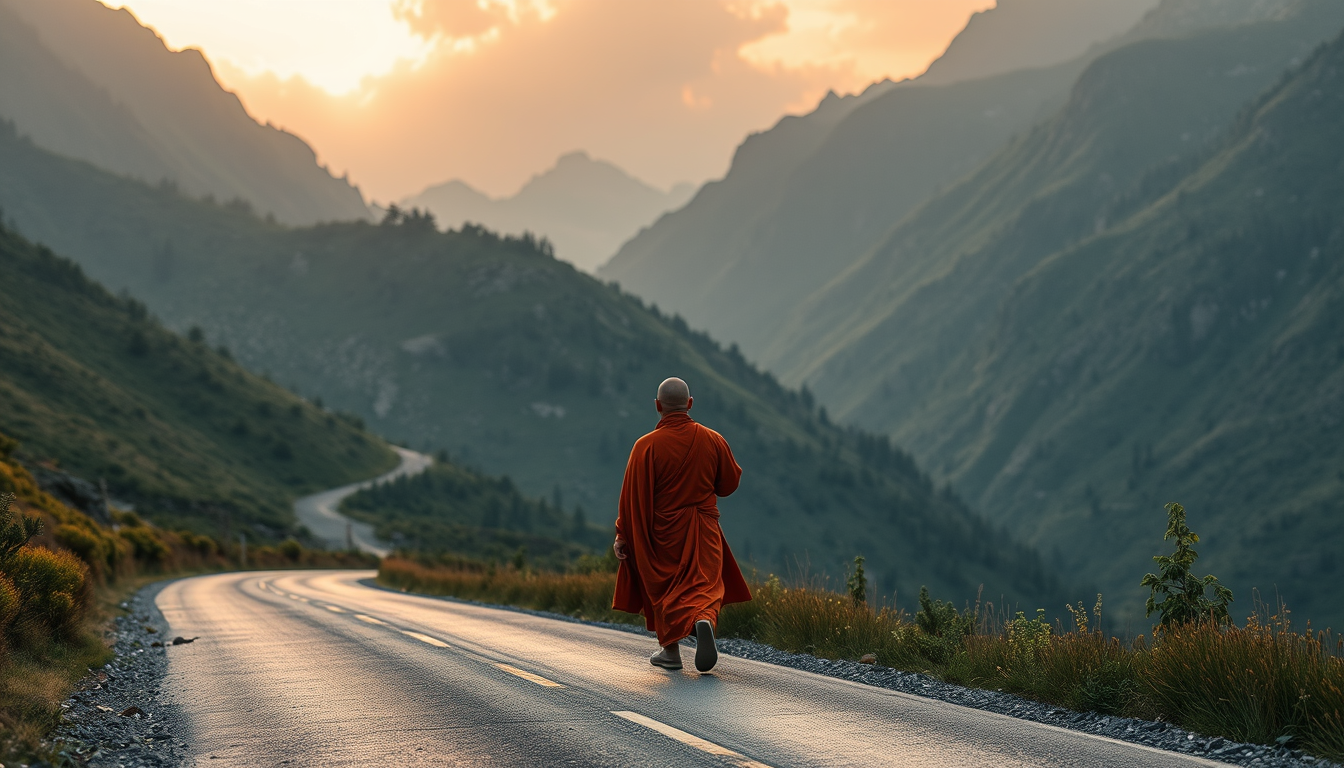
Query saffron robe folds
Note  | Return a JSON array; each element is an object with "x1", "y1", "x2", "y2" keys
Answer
[{"x1": 612, "y1": 412, "x2": 751, "y2": 646}]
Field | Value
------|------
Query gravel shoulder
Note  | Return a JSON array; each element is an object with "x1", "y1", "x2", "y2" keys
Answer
[
  {"x1": 44, "y1": 576, "x2": 1340, "y2": 768},
  {"x1": 45, "y1": 579, "x2": 189, "y2": 768}
]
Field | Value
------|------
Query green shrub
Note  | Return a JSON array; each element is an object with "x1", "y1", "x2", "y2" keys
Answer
[
  {"x1": 53, "y1": 524, "x2": 110, "y2": 574},
  {"x1": 0, "y1": 575, "x2": 18, "y2": 636},
  {"x1": 279, "y1": 538, "x2": 303, "y2": 562},
  {"x1": 0, "y1": 493, "x2": 42, "y2": 563},
  {"x1": 118, "y1": 527, "x2": 169, "y2": 564},
  {"x1": 6, "y1": 547, "x2": 88, "y2": 642},
  {"x1": 1141, "y1": 502, "x2": 1233, "y2": 628}
]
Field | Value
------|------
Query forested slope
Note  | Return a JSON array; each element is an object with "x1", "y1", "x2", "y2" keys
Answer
[
  {"x1": 0, "y1": 126, "x2": 1063, "y2": 609},
  {"x1": 0, "y1": 223, "x2": 397, "y2": 537}
]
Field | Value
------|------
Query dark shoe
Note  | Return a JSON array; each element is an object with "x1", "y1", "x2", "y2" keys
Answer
[
  {"x1": 694, "y1": 620, "x2": 718, "y2": 672},
  {"x1": 650, "y1": 650, "x2": 683, "y2": 670}
]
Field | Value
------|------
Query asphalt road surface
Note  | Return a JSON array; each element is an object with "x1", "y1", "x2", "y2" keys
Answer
[
  {"x1": 292, "y1": 447, "x2": 432, "y2": 556},
  {"x1": 156, "y1": 571, "x2": 1229, "y2": 768}
]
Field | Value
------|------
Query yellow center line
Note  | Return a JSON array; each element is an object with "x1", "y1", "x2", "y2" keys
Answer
[
  {"x1": 322, "y1": 604, "x2": 345, "y2": 613},
  {"x1": 402, "y1": 631, "x2": 450, "y2": 648},
  {"x1": 611, "y1": 711, "x2": 774, "y2": 768},
  {"x1": 354, "y1": 614, "x2": 386, "y2": 626},
  {"x1": 496, "y1": 663, "x2": 565, "y2": 688}
]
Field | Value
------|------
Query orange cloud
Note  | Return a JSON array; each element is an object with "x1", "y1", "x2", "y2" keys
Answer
[
  {"x1": 217, "y1": 0, "x2": 984, "y2": 201},
  {"x1": 217, "y1": 0, "x2": 843, "y2": 200}
]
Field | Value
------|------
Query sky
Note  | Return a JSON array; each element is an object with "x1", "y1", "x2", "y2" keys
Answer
[{"x1": 107, "y1": 0, "x2": 994, "y2": 202}]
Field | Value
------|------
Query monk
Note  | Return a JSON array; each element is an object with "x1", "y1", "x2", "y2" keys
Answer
[{"x1": 612, "y1": 377, "x2": 752, "y2": 672}]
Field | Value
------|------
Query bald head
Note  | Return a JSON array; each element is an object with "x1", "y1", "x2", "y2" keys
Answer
[{"x1": 656, "y1": 377, "x2": 691, "y2": 413}]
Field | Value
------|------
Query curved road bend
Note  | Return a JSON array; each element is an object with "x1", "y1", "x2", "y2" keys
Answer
[
  {"x1": 293, "y1": 446, "x2": 432, "y2": 556},
  {"x1": 156, "y1": 571, "x2": 1229, "y2": 768}
]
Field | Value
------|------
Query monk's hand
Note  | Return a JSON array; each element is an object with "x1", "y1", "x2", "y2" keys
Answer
[{"x1": 613, "y1": 537, "x2": 628, "y2": 560}]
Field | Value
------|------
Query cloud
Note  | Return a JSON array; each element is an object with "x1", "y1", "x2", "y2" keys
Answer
[{"x1": 221, "y1": 0, "x2": 847, "y2": 200}]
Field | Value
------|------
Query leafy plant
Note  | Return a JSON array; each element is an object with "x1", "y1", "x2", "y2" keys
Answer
[
  {"x1": 0, "y1": 493, "x2": 42, "y2": 564},
  {"x1": 1142, "y1": 502, "x2": 1233, "y2": 628},
  {"x1": 846, "y1": 555, "x2": 867, "y2": 606}
]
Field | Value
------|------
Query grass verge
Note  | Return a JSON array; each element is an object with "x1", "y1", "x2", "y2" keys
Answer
[{"x1": 378, "y1": 556, "x2": 1344, "y2": 762}]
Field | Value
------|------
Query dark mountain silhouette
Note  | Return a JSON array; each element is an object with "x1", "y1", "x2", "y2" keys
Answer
[
  {"x1": 405, "y1": 152, "x2": 693, "y2": 273},
  {"x1": 0, "y1": 0, "x2": 369, "y2": 225}
]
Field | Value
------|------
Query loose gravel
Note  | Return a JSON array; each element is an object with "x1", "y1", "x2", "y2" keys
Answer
[
  {"x1": 38, "y1": 578, "x2": 1341, "y2": 768},
  {"x1": 42, "y1": 581, "x2": 189, "y2": 768}
]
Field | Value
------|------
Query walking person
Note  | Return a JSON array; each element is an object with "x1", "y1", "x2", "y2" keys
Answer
[{"x1": 612, "y1": 377, "x2": 752, "y2": 672}]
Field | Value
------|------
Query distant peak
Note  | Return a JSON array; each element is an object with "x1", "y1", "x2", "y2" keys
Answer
[{"x1": 555, "y1": 150, "x2": 594, "y2": 165}]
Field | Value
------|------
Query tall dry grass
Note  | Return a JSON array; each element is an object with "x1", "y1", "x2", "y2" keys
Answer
[
  {"x1": 379, "y1": 556, "x2": 638, "y2": 626},
  {"x1": 382, "y1": 556, "x2": 1344, "y2": 761}
]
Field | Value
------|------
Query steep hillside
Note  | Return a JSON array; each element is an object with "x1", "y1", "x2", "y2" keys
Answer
[
  {"x1": 783, "y1": 15, "x2": 1344, "y2": 626},
  {"x1": 0, "y1": 0, "x2": 369, "y2": 225},
  {"x1": 918, "y1": 0, "x2": 1158, "y2": 86},
  {"x1": 406, "y1": 152, "x2": 694, "y2": 273},
  {"x1": 938, "y1": 24, "x2": 1344, "y2": 627},
  {"x1": 0, "y1": 129, "x2": 1062, "y2": 609},
  {"x1": 0, "y1": 222, "x2": 397, "y2": 537},
  {"x1": 597, "y1": 0, "x2": 1260, "y2": 361}
]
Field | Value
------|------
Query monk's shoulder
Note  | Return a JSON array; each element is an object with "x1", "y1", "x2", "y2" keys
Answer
[
  {"x1": 631, "y1": 430, "x2": 661, "y2": 453},
  {"x1": 695, "y1": 422, "x2": 732, "y2": 449}
]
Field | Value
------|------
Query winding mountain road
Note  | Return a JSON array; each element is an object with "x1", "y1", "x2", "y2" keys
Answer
[
  {"x1": 293, "y1": 446, "x2": 432, "y2": 556},
  {"x1": 155, "y1": 570, "x2": 1228, "y2": 767}
]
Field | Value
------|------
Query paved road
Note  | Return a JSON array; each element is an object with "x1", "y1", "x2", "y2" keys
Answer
[
  {"x1": 293, "y1": 447, "x2": 432, "y2": 555},
  {"x1": 156, "y1": 571, "x2": 1228, "y2": 768}
]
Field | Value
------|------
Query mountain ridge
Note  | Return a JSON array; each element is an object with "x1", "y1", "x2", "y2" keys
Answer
[{"x1": 0, "y1": 0, "x2": 370, "y2": 225}]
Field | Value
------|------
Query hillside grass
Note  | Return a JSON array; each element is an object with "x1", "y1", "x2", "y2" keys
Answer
[
  {"x1": 378, "y1": 556, "x2": 1344, "y2": 762},
  {"x1": 0, "y1": 223, "x2": 398, "y2": 537}
]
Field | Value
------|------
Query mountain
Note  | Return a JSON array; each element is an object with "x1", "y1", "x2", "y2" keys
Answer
[
  {"x1": 0, "y1": 0, "x2": 369, "y2": 225},
  {"x1": 773, "y1": 8, "x2": 1344, "y2": 626},
  {"x1": 919, "y1": 0, "x2": 1159, "y2": 86},
  {"x1": 404, "y1": 152, "x2": 694, "y2": 273},
  {"x1": 597, "y1": 0, "x2": 1252, "y2": 359},
  {"x1": 0, "y1": 127, "x2": 1063, "y2": 610},
  {"x1": 0, "y1": 221, "x2": 396, "y2": 538}
]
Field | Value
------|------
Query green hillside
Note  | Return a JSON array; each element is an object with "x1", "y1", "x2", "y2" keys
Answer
[
  {"x1": 341, "y1": 461, "x2": 609, "y2": 570},
  {"x1": 0, "y1": 126, "x2": 1063, "y2": 610},
  {"x1": 930, "y1": 26, "x2": 1344, "y2": 627},
  {"x1": 775, "y1": 14, "x2": 1344, "y2": 626},
  {"x1": 0, "y1": 222, "x2": 397, "y2": 537}
]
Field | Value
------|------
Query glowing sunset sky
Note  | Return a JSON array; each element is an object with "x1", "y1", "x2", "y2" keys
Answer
[{"x1": 107, "y1": 0, "x2": 994, "y2": 201}]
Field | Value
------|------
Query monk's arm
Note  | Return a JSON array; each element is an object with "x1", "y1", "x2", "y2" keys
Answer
[{"x1": 714, "y1": 436, "x2": 743, "y2": 497}]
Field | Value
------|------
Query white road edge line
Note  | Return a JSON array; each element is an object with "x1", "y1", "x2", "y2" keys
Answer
[
  {"x1": 611, "y1": 711, "x2": 774, "y2": 768},
  {"x1": 496, "y1": 663, "x2": 565, "y2": 688},
  {"x1": 354, "y1": 614, "x2": 386, "y2": 625},
  {"x1": 402, "y1": 631, "x2": 450, "y2": 648}
]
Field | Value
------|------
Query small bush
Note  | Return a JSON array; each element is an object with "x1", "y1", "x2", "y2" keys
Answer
[
  {"x1": 5, "y1": 547, "x2": 88, "y2": 643},
  {"x1": 279, "y1": 538, "x2": 303, "y2": 562},
  {"x1": 0, "y1": 575, "x2": 18, "y2": 636},
  {"x1": 1141, "y1": 502, "x2": 1233, "y2": 628},
  {"x1": 118, "y1": 527, "x2": 169, "y2": 565}
]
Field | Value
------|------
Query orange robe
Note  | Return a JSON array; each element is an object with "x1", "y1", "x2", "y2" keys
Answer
[{"x1": 612, "y1": 411, "x2": 752, "y2": 646}]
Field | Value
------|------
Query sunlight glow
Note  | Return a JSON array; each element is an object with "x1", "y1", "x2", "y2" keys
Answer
[{"x1": 101, "y1": 0, "x2": 436, "y2": 94}]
